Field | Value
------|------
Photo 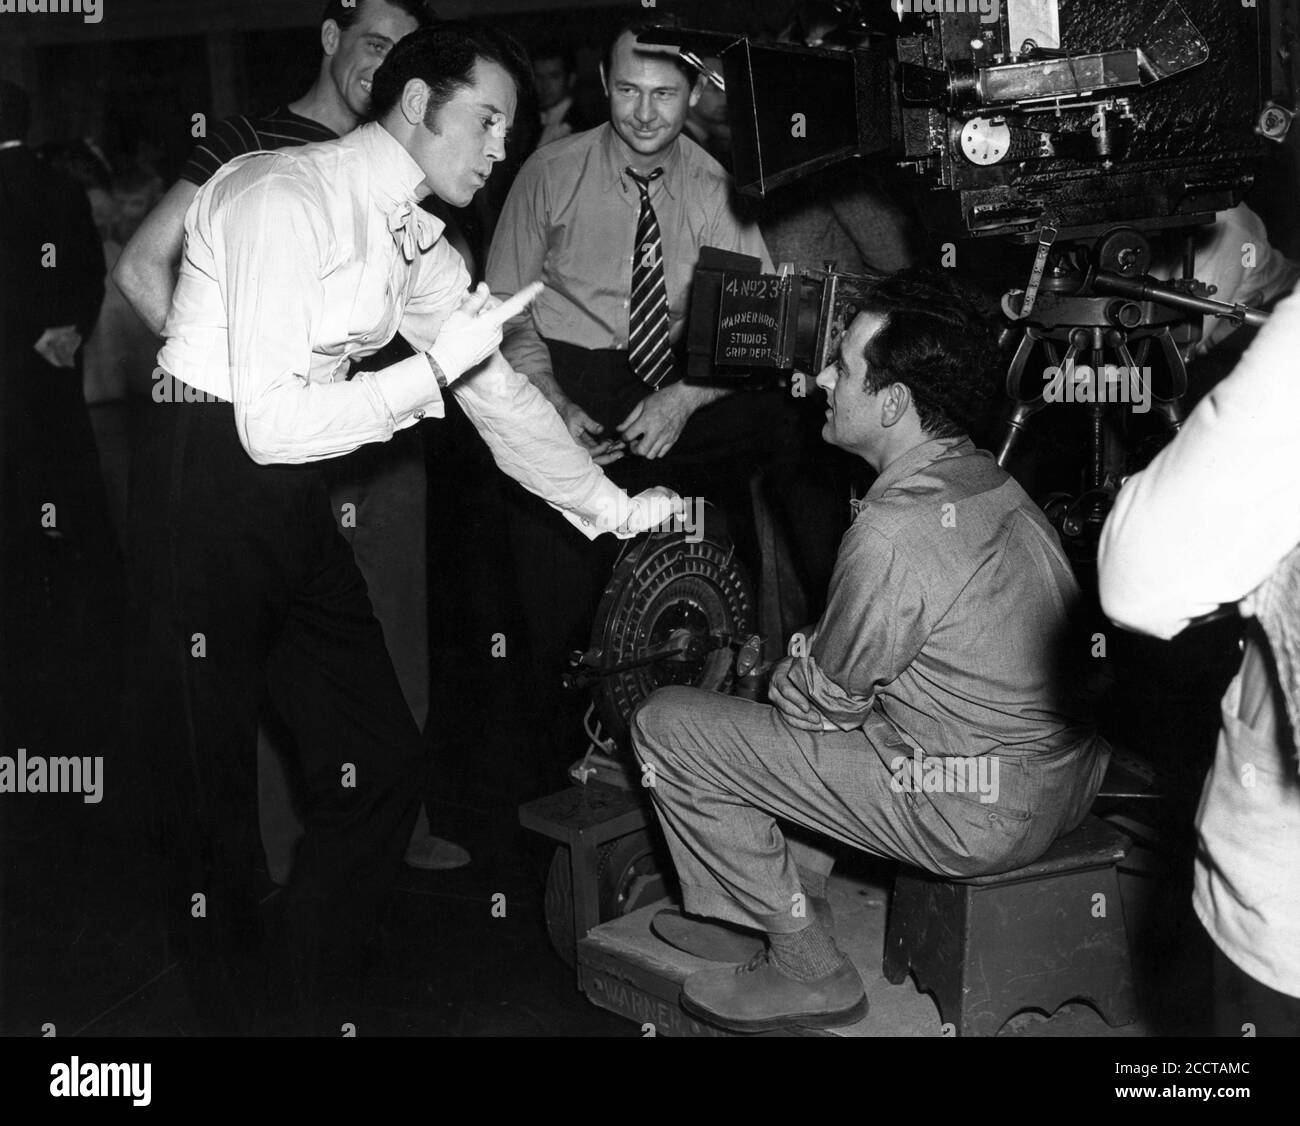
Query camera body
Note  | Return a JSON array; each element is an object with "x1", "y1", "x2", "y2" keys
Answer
[
  {"x1": 687, "y1": 248, "x2": 881, "y2": 379},
  {"x1": 671, "y1": 0, "x2": 1282, "y2": 379},
  {"x1": 718, "y1": 0, "x2": 1270, "y2": 241}
]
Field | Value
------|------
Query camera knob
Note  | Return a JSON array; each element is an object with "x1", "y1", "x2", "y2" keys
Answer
[{"x1": 959, "y1": 116, "x2": 1011, "y2": 166}]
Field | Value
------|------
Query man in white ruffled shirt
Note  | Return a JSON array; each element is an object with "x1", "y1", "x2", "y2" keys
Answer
[{"x1": 129, "y1": 22, "x2": 681, "y2": 1034}]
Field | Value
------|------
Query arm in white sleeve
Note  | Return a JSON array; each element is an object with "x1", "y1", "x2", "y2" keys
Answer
[
  {"x1": 1099, "y1": 287, "x2": 1300, "y2": 638},
  {"x1": 373, "y1": 233, "x2": 489, "y2": 422},
  {"x1": 219, "y1": 174, "x2": 441, "y2": 464},
  {"x1": 399, "y1": 227, "x2": 633, "y2": 537},
  {"x1": 451, "y1": 351, "x2": 633, "y2": 539}
]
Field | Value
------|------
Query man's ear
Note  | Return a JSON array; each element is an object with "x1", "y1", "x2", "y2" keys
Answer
[
  {"x1": 880, "y1": 382, "x2": 911, "y2": 427},
  {"x1": 322, "y1": 19, "x2": 341, "y2": 59},
  {"x1": 399, "y1": 78, "x2": 430, "y2": 127},
  {"x1": 599, "y1": 61, "x2": 608, "y2": 97},
  {"x1": 688, "y1": 76, "x2": 704, "y2": 110}
]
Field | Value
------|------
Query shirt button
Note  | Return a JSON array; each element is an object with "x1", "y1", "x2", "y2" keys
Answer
[{"x1": 414, "y1": 409, "x2": 425, "y2": 421}]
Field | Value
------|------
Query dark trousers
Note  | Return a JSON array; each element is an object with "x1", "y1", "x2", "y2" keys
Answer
[
  {"x1": 1210, "y1": 931, "x2": 1300, "y2": 1037},
  {"x1": 256, "y1": 427, "x2": 430, "y2": 886},
  {"x1": 125, "y1": 392, "x2": 423, "y2": 1033},
  {"x1": 2, "y1": 358, "x2": 122, "y2": 752},
  {"x1": 505, "y1": 341, "x2": 795, "y2": 765}
]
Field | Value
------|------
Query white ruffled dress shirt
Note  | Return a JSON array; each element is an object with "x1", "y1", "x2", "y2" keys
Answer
[{"x1": 158, "y1": 121, "x2": 629, "y2": 539}]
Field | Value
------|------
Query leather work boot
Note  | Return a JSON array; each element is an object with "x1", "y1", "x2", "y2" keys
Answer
[
  {"x1": 681, "y1": 949, "x2": 868, "y2": 1033},
  {"x1": 651, "y1": 896, "x2": 836, "y2": 963}
]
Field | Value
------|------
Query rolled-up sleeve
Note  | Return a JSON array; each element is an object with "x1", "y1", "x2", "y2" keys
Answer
[{"x1": 1099, "y1": 288, "x2": 1300, "y2": 638}]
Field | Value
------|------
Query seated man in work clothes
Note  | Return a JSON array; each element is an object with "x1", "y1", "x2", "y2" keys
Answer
[{"x1": 632, "y1": 270, "x2": 1111, "y2": 1033}]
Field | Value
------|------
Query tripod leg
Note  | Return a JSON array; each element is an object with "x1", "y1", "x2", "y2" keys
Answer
[{"x1": 997, "y1": 400, "x2": 1045, "y2": 469}]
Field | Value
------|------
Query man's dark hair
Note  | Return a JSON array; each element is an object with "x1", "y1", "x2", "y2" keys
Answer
[
  {"x1": 855, "y1": 269, "x2": 1001, "y2": 439},
  {"x1": 603, "y1": 18, "x2": 696, "y2": 89},
  {"x1": 321, "y1": 0, "x2": 435, "y2": 33},
  {"x1": 533, "y1": 41, "x2": 577, "y2": 76},
  {"x1": 0, "y1": 80, "x2": 31, "y2": 144},
  {"x1": 369, "y1": 21, "x2": 532, "y2": 123}
]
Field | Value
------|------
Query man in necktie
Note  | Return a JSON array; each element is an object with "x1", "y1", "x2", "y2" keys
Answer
[
  {"x1": 127, "y1": 23, "x2": 682, "y2": 1034},
  {"x1": 627, "y1": 166, "x2": 673, "y2": 390},
  {"x1": 486, "y1": 19, "x2": 795, "y2": 772}
]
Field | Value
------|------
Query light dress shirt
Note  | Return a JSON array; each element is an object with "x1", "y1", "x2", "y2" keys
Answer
[
  {"x1": 485, "y1": 123, "x2": 771, "y2": 384},
  {"x1": 158, "y1": 121, "x2": 630, "y2": 538}
]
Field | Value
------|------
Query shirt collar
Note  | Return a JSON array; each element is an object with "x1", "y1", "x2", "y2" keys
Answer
[
  {"x1": 600, "y1": 122, "x2": 683, "y2": 201},
  {"x1": 350, "y1": 121, "x2": 434, "y2": 216},
  {"x1": 866, "y1": 435, "x2": 975, "y2": 500}
]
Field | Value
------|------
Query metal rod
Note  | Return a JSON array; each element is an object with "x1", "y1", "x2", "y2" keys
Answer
[{"x1": 1095, "y1": 271, "x2": 1270, "y2": 327}]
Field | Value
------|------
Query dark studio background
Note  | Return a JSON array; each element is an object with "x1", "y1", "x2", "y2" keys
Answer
[{"x1": 0, "y1": 0, "x2": 1297, "y2": 1047}]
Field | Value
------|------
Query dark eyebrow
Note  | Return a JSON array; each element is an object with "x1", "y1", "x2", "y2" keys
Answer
[
  {"x1": 365, "y1": 34, "x2": 395, "y2": 46},
  {"x1": 616, "y1": 81, "x2": 678, "y2": 94}
]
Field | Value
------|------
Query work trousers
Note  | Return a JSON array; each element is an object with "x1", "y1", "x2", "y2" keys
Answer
[
  {"x1": 631, "y1": 687, "x2": 1108, "y2": 933},
  {"x1": 126, "y1": 393, "x2": 424, "y2": 1031}
]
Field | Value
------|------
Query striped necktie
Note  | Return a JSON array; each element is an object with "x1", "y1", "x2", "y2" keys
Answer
[{"x1": 626, "y1": 167, "x2": 673, "y2": 389}]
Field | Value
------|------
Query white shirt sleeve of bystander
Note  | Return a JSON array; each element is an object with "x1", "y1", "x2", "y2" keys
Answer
[
  {"x1": 1099, "y1": 287, "x2": 1300, "y2": 638},
  {"x1": 451, "y1": 350, "x2": 633, "y2": 539}
]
